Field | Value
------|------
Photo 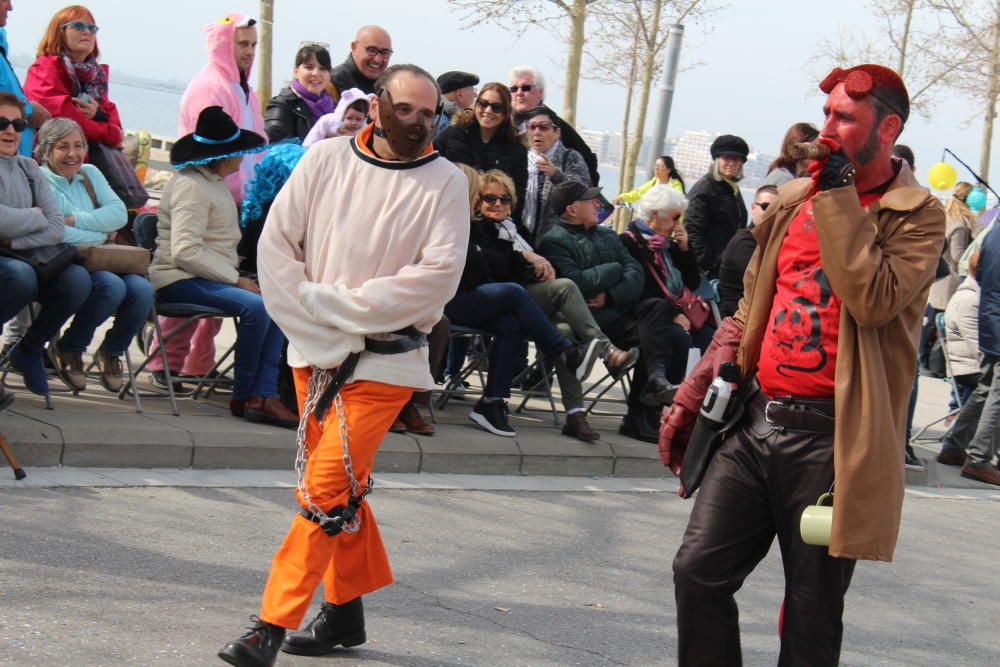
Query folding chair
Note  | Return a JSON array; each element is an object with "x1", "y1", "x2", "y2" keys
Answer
[
  {"x1": 435, "y1": 325, "x2": 492, "y2": 411},
  {"x1": 510, "y1": 348, "x2": 560, "y2": 426},
  {"x1": 121, "y1": 212, "x2": 239, "y2": 416},
  {"x1": 0, "y1": 306, "x2": 73, "y2": 411},
  {"x1": 694, "y1": 274, "x2": 723, "y2": 327},
  {"x1": 911, "y1": 312, "x2": 964, "y2": 443}
]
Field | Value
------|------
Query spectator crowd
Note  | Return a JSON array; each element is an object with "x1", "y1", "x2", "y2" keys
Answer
[{"x1": 1, "y1": 3, "x2": 998, "y2": 485}]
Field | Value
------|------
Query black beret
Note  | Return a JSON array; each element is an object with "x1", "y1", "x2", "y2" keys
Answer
[
  {"x1": 710, "y1": 134, "x2": 749, "y2": 161},
  {"x1": 436, "y1": 71, "x2": 479, "y2": 95}
]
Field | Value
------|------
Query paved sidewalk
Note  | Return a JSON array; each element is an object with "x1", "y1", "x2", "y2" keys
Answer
[{"x1": 0, "y1": 372, "x2": 990, "y2": 488}]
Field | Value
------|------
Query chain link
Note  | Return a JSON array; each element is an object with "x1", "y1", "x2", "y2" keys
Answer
[{"x1": 294, "y1": 366, "x2": 367, "y2": 533}]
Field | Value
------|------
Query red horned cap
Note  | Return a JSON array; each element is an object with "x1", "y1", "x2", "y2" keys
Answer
[{"x1": 819, "y1": 64, "x2": 909, "y2": 123}]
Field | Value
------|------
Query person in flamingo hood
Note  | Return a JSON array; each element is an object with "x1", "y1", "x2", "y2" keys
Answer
[
  {"x1": 146, "y1": 12, "x2": 268, "y2": 396},
  {"x1": 178, "y1": 12, "x2": 266, "y2": 204}
]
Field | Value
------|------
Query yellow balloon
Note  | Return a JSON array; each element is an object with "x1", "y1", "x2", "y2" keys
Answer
[{"x1": 927, "y1": 162, "x2": 958, "y2": 191}]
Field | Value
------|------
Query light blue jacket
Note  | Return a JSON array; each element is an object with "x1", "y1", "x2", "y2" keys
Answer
[
  {"x1": 42, "y1": 163, "x2": 127, "y2": 245},
  {"x1": 0, "y1": 28, "x2": 35, "y2": 157}
]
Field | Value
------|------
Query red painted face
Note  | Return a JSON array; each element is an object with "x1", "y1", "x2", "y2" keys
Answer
[{"x1": 820, "y1": 83, "x2": 880, "y2": 167}]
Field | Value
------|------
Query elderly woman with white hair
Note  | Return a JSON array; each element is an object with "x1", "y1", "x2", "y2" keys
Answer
[
  {"x1": 37, "y1": 116, "x2": 154, "y2": 393},
  {"x1": 620, "y1": 184, "x2": 715, "y2": 387}
]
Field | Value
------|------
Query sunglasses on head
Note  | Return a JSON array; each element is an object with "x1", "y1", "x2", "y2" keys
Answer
[
  {"x1": 481, "y1": 194, "x2": 512, "y2": 205},
  {"x1": 475, "y1": 99, "x2": 506, "y2": 114},
  {"x1": 61, "y1": 20, "x2": 99, "y2": 34},
  {"x1": 509, "y1": 85, "x2": 534, "y2": 93},
  {"x1": 754, "y1": 201, "x2": 770, "y2": 210},
  {"x1": 527, "y1": 121, "x2": 555, "y2": 132},
  {"x1": 299, "y1": 40, "x2": 330, "y2": 49},
  {"x1": 364, "y1": 45, "x2": 393, "y2": 58},
  {"x1": 0, "y1": 117, "x2": 28, "y2": 133}
]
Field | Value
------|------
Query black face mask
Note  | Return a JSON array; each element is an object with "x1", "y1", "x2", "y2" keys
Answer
[{"x1": 373, "y1": 87, "x2": 440, "y2": 160}]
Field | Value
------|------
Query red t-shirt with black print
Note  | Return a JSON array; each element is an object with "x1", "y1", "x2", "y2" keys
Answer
[{"x1": 756, "y1": 192, "x2": 882, "y2": 398}]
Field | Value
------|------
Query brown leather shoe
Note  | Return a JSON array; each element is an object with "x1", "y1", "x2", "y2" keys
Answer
[
  {"x1": 398, "y1": 402, "x2": 434, "y2": 435},
  {"x1": 246, "y1": 396, "x2": 299, "y2": 429},
  {"x1": 936, "y1": 446, "x2": 967, "y2": 466},
  {"x1": 95, "y1": 350, "x2": 123, "y2": 393},
  {"x1": 388, "y1": 417, "x2": 407, "y2": 434},
  {"x1": 562, "y1": 411, "x2": 600, "y2": 442},
  {"x1": 54, "y1": 345, "x2": 87, "y2": 391},
  {"x1": 230, "y1": 398, "x2": 247, "y2": 418},
  {"x1": 961, "y1": 463, "x2": 1000, "y2": 486}
]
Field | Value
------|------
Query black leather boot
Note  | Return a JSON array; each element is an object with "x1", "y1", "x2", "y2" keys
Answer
[
  {"x1": 280, "y1": 596, "x2": 366, "y2": 656},
  {"x1": 218, "y1": 616, "x2": 285, "y2": 667}
]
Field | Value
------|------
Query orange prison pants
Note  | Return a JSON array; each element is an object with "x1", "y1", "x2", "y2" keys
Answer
[{"x1": 259, "y1": 367, "x2": 412, "y2": 629}]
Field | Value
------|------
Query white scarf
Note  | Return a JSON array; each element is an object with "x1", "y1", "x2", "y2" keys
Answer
[{"x1": 524, "y1": 140, "x2": 561, "y2": 233}]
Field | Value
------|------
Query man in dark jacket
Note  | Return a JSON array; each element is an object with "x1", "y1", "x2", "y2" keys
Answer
[
  {"x1": 538, "y1": 180, "x2": 681, "y2": 443},
  {"x1": 685, "y1": 134, "x2": 750, "y2": 278},
  {"x1": 509, "y1": 65, "x2": 600, "y2": 185},
  {"x1": 328, "y1": 25, "x2": 392, "y2": 98},
  {"x1": 717, "y1": 184, "x2": 778, "y2": 317}
]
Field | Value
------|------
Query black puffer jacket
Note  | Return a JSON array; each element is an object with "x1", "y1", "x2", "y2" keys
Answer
[
  {"x1": 455, "y1": 219, "x2": 531, "y2": 293},
  {"x1": 264, "y1": 87, "x2": 314, "y2": 143},
  {"x1": 434, "y1": 122, "x2": 528, "y2": 223},
  {"x1": 684, "y1": 173, "x2": 748, "y2": 278}
]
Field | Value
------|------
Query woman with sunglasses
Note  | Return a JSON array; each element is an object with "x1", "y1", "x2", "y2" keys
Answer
[
  {"x1": 434, "y1": 82, "x2": 528, "y2": 223},
  {"x1": 24, "y1": 5, "x2": 123, "y2": 150},
  {"x1": 264, "y1": 43, "x2": 334, "y2": 144},
  {"x1": 446, "y1": 168, "x2": 632, "y2": 439},
  {"x1": 0, "y1": 92, "x2": 91, "y2": 397},
  {"x1": 619, "y1": 184, "x2": 714, "y2": 400}
]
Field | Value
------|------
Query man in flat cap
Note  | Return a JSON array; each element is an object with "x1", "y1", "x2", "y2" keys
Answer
[
  {"x1": 663, "y1": 64, "x2": 944, "y2": 665},
  {"x1": 434, "y1": 70, "x2": 477, "y2": 136}
]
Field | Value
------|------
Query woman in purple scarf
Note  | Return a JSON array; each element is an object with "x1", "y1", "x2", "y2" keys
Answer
[{"x1": 263, "y1": 43, "x2": 335, "y2": 143}]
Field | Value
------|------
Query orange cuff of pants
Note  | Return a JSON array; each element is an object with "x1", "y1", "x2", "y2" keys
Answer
[{"x1": 259, "y1": 368, "x2": 411, "y2": 629}]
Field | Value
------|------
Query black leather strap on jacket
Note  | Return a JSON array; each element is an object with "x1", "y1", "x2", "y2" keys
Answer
[
  {"x1": 313, "y1": 352, "x2": 361, "y2": 423},
  {"x1": 313, "y1": 327, "x2": 426, "y2": 422},
  {"x1": 364, "y1": 326, "x2": 427, "y2": 355}
]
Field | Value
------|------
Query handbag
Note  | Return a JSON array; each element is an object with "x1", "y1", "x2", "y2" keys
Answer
[
  {"x1": 1, "y1": 160, "x2": 81, "y2": 284},
  {"x1": 77, "y1": 244, "x2": 150, "y2": 275},
  {"x1": 88, "y1": 142, "x2": 148, "y2": 209},
  {"x1": 0, "y1": 244, "x2": 80, "y2": 285},
  {"x1": 627, "y1": 231, "x2": 712, "y2": 330}
]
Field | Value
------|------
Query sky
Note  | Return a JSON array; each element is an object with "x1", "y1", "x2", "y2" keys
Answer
[{"x1": 9, "y1": 0, "x2": 998, "y2": 190}]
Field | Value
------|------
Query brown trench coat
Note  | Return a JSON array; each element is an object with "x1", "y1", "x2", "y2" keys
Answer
[{"x1": 733, "y1": 163, "x2": 945, "y2": 561}]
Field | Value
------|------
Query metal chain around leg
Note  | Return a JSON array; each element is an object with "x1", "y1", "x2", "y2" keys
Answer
[{"x1": 294, "y1": 366, "x2": 368, "y2": 533}]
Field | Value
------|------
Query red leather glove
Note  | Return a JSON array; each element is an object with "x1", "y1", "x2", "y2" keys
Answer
[{"x1": 659, "y1": 317, "x2": 744, "y2": 482}]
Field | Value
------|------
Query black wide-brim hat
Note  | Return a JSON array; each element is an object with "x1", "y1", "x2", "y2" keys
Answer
[{"x1": 170, "y1": 106, "x2": 267, "y2": 168}]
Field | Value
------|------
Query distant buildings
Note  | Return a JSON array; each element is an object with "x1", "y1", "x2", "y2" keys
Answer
[{"x1": 578, "y1": 127, "x2": 776, "y2": 189}]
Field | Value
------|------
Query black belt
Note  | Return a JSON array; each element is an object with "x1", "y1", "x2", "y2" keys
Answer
[{"x1": 749, "y1": 389, "x2": 835, "y2": 434}]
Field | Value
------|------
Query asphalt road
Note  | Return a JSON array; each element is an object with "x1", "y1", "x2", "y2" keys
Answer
[{"x1": 1, "y1": 486, "x2": 998, "y2": 666}]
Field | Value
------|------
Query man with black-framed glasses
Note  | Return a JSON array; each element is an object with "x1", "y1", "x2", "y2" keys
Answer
[
  {"x1": 329, "y1": 25, "x2": 392, "y2": 99},
  {"x1": 717, "y1": 184, "x2": 778, "y2": 317},
  {"x1": 508, "y1": 65, "x2": 600, "y2": 185}
]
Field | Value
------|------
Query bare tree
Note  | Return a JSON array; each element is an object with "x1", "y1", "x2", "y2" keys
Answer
[
  {"x1": 447, "y1": 0, "x2": 600, "y2": 125},
  {"x1": 257, "y1": 0, "x2": 274, "y2": 109},
  {"x1": 929, "y1": 0, "x2": 1000, "y2": 179},
  {"x1": 603, "y1": 1, "x2": 706, "y2": 200},
  {"x1": 811, "y1": 1, "x2": 976, "y2": 118}
]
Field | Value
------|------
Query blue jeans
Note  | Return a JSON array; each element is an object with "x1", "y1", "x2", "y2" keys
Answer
[
  {"x1": 156, "y1": 277, "x2": 285, "y2": 401},
  {"x1": 0, "y1": 256, "x2": 91, "y2": 351},
  {"x1": 60, "y1": 271, "x2": 154, "y2": 357},
  {"x1": 445, "y1": 282, "x2": 570, "y2": 399}
]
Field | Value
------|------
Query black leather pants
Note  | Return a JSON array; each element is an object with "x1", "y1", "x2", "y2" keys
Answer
[{"x1": 672, "y1": 399, "x2": 856, "y2": 666}]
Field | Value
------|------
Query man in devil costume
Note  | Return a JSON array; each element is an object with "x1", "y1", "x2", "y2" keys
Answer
[
  {"x1": 661, "y1": 64, "x2": 944, "y2": 666},
  {"x1": 218, "y1": 63, "x2": 469, "y2": 667}
]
